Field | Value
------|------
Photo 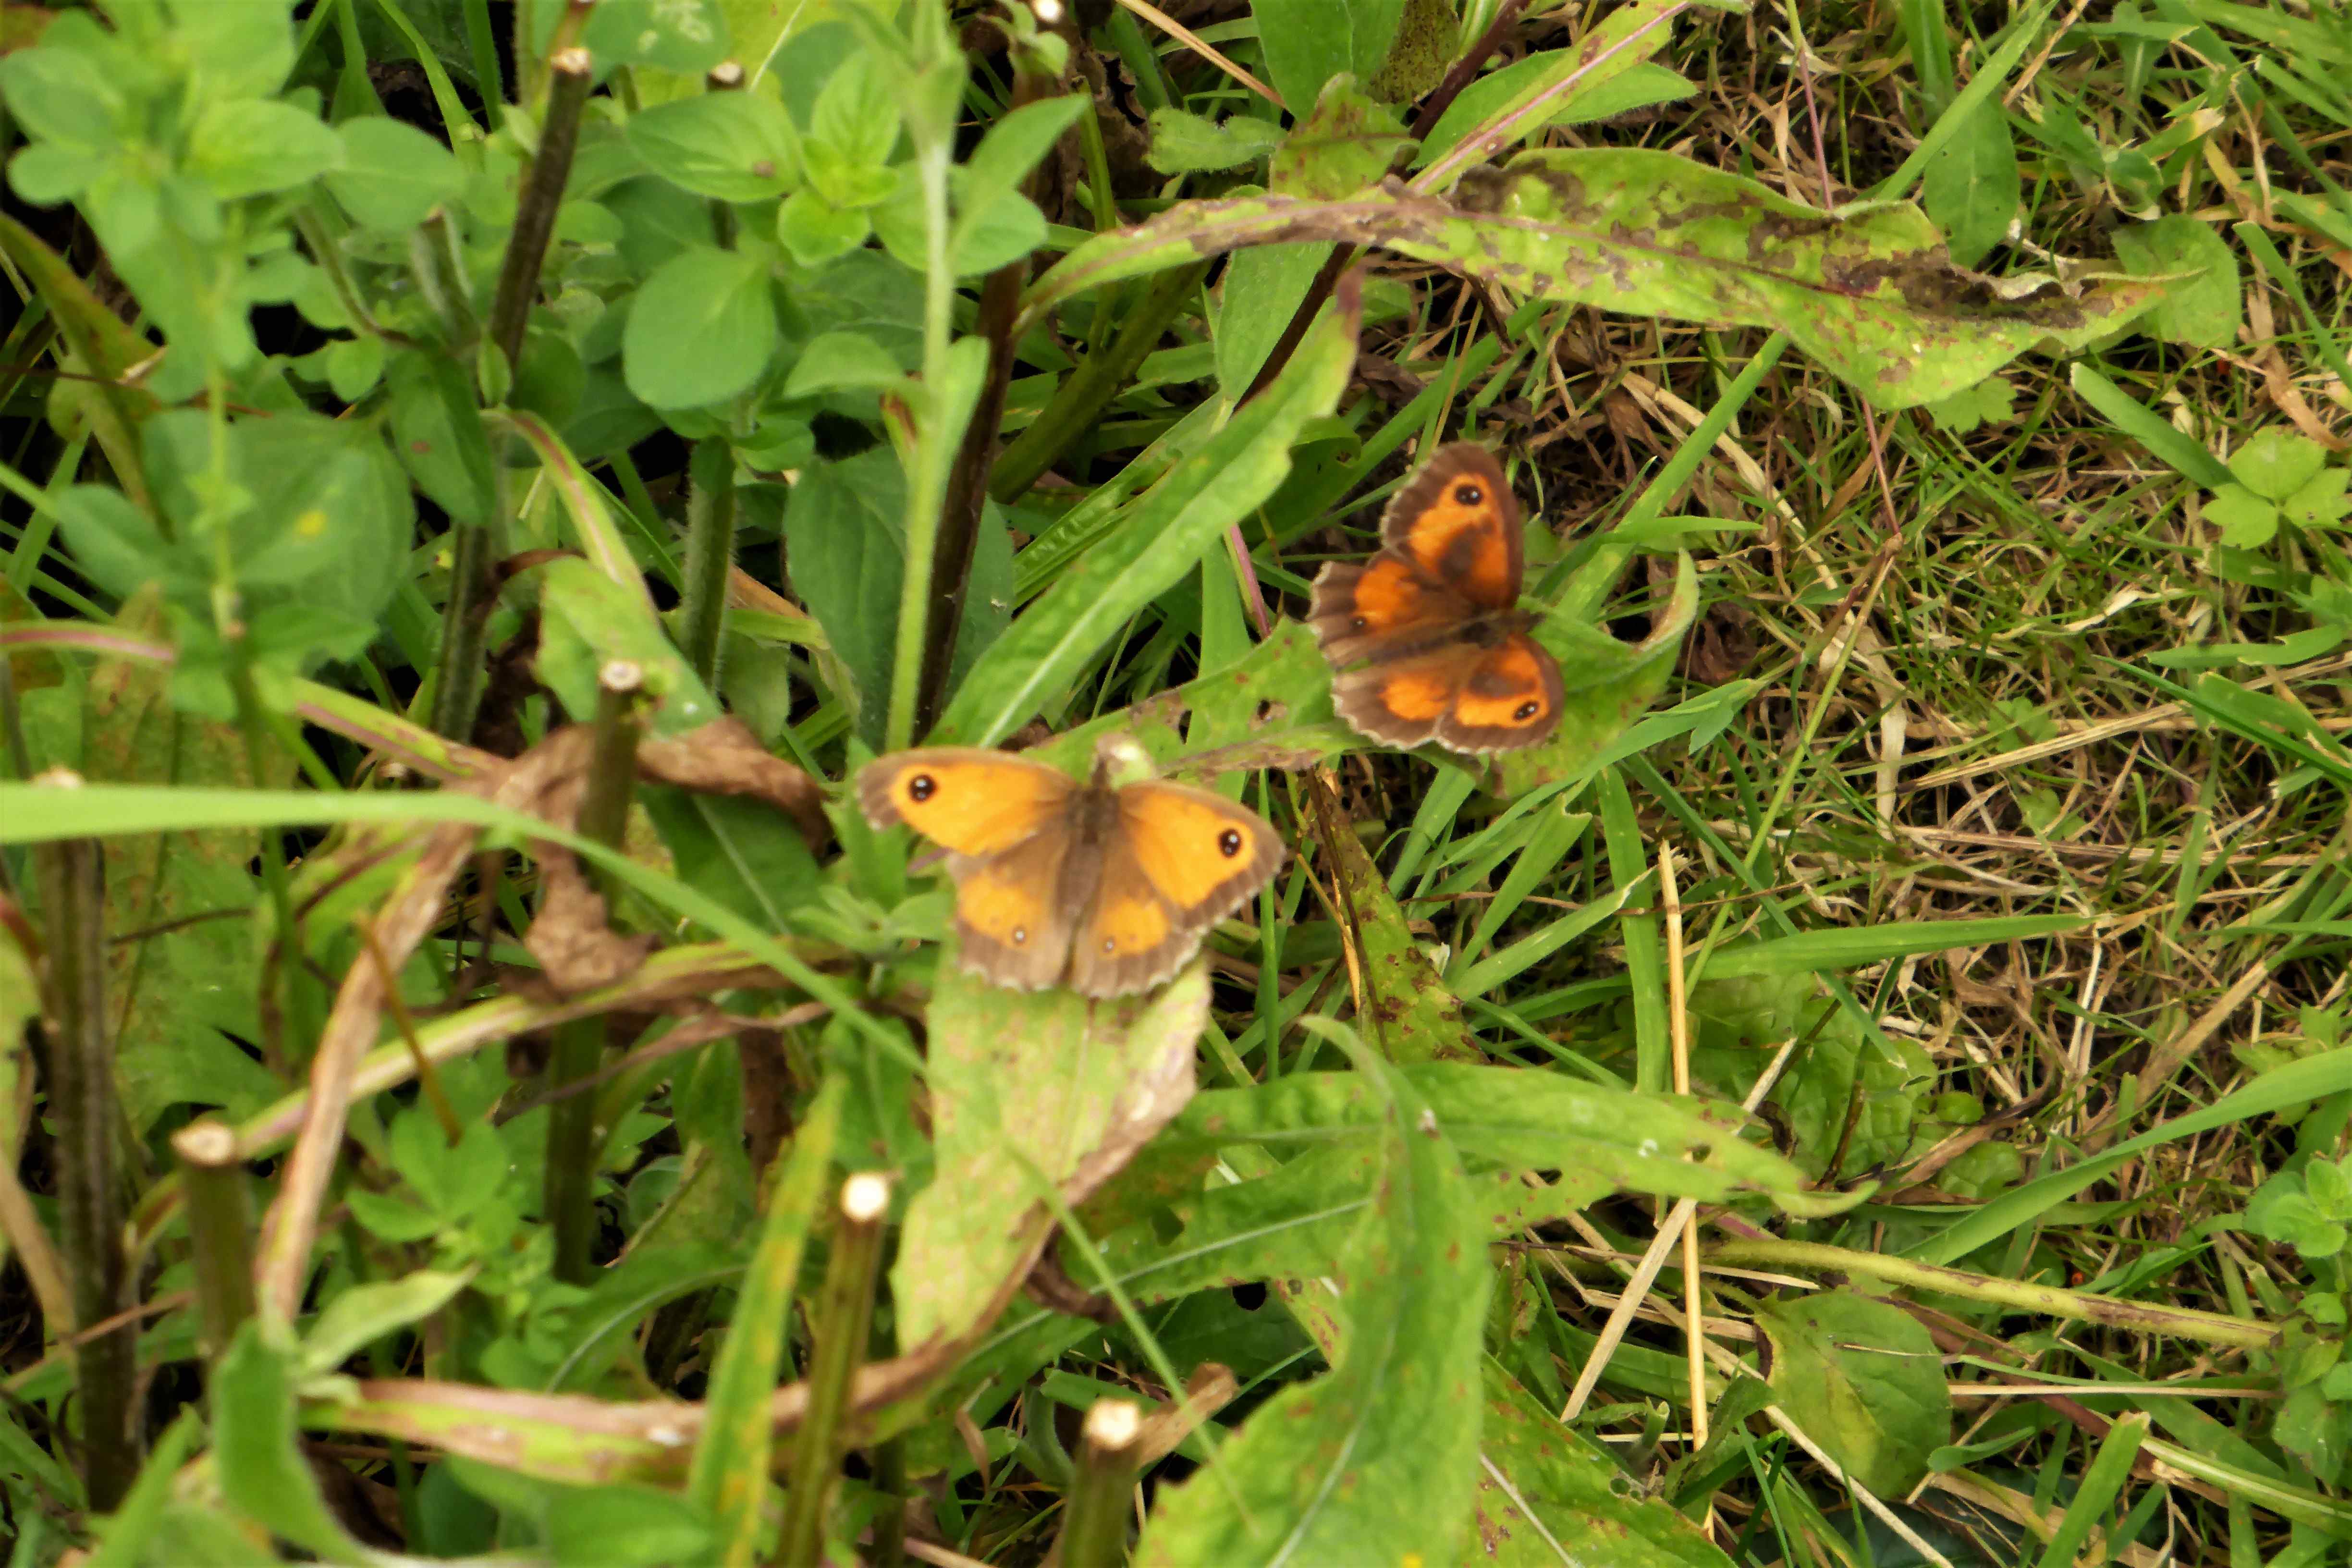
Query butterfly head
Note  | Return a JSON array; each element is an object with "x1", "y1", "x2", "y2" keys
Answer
[{"x1": 1090, "y1": 732, "x2": 1157, "y2": 789}]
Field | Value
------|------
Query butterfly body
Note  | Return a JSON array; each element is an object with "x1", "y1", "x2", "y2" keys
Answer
[
  {"x1": 857, "y1": 744, "x2": 1284, "y2": 997},
  {"x1": 1310, "y1": 442, "x2": 1565, "y2": 754}
]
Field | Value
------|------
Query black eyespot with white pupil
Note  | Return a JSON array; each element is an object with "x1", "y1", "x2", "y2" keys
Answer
[
  {"x1": 1453, "y1": 482, "x2": 1482, "y2": 504},
  {"x1": 907, "y1": 773, "x2": 936, "y2": 801},
  {"x1": 1516, "y1": 701, "x2": 1540, "y2": 720},
  {"x1": 1217, "y1": 829, "x2": 1243, "y2": 857}
]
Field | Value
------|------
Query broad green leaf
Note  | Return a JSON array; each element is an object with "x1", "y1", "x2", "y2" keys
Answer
[
  {"x1": 934, "y1": 279, "x2": 1358, "y2": 746},
  {"x1": 535, "y1": 556, "x2": 722, "y2": 734},
  {"x1": 1252, "y1": 0, "x2": 1407, "y2": 122},
  {"x1": 1475, "y1": 1360, "x2": 1733, "y2": 1567},
  {"x1": 1213, "y1": 241, "x2": 1330, "y2": 400},
  {"x1": 1416, "y1": 0, "x2": 1695, "y2": 167},
  {"x1": 186, "y1": 99, "x2": 343, "y2": 199},
  {"x1": 2230, "y1": 427, "x2": 2328, "y2": 502},
  {"x1": 582, "y1": 0, "x2": 730, "y2": 77},
  {"x1": 627, "y1": 92, "x2": 798, "y2": 203},
  {"x1": 325, "y1": 115, "x2": 463, "y2": 229},
  {"x1": 1755, "y1": 1289, "x2": 1952, "y2": 1495},
  {"x1": 1027, "y1": 149, "x2": 2169, "y2": 410},
  {"x1": 442, "y1": 1456, "x2": 716, "y2": 1565},
  {"x1": 2068, "y1": 362, "x2": 2232, "y2": 487},
  {"x1": 214, "y1": 1324, "x2": 378, "y2": 1560},
  {"x1": 1921, "y1": 101, "x2": 2018, "y2": 268},
  {"x1": 958, "y1": 94, "x2": 1087, "y2": 230},
  {"x1": 781, "y1": 329, "x2": 903, "y2": 398},
  {"x1": 1148, "y1": 108, "x2": 1283, "y2": 174},
  {"x1": 776, "y1": 187, "x2": 871, "y2": 266},
  {"x1": 82, "y1": 595, "x2": 286, "y2": 1133},
  {"x1": 300, "y1": 1270, "x2": 473, "y2": 1378},
  {"x1": 2111, "y1": 214, "x2": 2240, "y2": 350},
  {"x1": 894, "y1": 959, "x2": 1210, "y2": 1347},
  {"x1": 622, "y1": 245, "x2": 779, "y2": 409},
  {"x1": 387, "y1": 349, "x2": 497, "y2": 523},
  {"x1": 172, "y1": 0, "x2": 298, "y2": 103},
  {"x1": 1133, "y1": 1058, "x2": 1487, "y2": 1566}
]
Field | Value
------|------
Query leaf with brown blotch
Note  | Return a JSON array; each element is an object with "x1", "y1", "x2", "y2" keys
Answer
[{"x1": 892, "y1": 956, "x2": 1209, "y2": 1348}]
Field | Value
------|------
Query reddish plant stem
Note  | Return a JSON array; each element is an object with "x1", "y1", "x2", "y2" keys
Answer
[{"x1": 1238, "y1": 0, "x2": 1535, "y2": 406}]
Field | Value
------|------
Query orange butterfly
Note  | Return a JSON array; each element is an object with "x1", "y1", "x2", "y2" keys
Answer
[
  {"x1": 856, "y1": 741, "x2": 1285, "y2": 997},
  {"x1": 1309, "y1": 442, "x2": 1563, "y2": 754}
]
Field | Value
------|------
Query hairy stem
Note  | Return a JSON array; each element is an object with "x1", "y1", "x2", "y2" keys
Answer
[
  {"x1": 487, "y1": 47, "x2": 592, "y2": 379},
  {"x1": 32, "y1": 800, "x2": 139, "y2": 1509},
  {"x1": 544, "y1": 662, "x2": 642, "y2": 1285},
  {"x1": 678, "y1": 438, "x2": 737, "y2": 688}
]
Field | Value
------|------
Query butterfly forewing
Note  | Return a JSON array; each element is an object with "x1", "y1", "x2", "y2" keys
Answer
[
  {"x1": 856, "y1": 747, "x2": 1073, "y2": 853},
  {"x1": 1067, "y1": 783, "x2": 1284, "y2": 997},
  {"x1": 1376, "y1": 442, "x2": 1522, "y2": 612}
]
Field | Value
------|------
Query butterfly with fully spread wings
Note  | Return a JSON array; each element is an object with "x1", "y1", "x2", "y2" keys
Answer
[
  {"x1": 857, "y1": 741, "x2": 1284, "y2": 998},
  {"x1": 1309, "y1": 442, "x2": 1564, "y2": 755}
]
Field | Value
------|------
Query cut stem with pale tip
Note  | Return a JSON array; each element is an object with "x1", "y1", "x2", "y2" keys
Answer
[
  {"x1": 1048, "y1": 1399, "x2": 1142, "y2": 1568},
  {"x1": 778, "y1": 1175, "x2": 891, "y2": 1567},
  {"x1": 173, "y1": 1119, "x2": 257, "y2": 1361}
]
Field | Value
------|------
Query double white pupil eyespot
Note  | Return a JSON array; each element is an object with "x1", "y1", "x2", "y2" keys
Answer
[
  {"x1": 1218, "y1": 830, "x2": 1242, "y2": 857},
  {"x1": 909, "y1": 775, "x2": 936, "y2": 800}
]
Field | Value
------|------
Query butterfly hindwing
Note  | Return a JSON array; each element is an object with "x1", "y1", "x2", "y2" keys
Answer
[
  {"x1": 1068, "y1": 782, "x2": 1284, "y2": 998},
  {"x1": 1436, "y1": 630, "x2": 1564, "y2": 754},
  {"x1": 856, "y1": 747, "x2": 1074, "y2": 854}
]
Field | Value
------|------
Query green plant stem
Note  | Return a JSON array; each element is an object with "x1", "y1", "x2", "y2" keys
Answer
[
  {"x1": 487, "y1": 47, "x2": 592, "y2": 380},
  {"x1": 678, "y1": 438, "x2": 736, "y2": 688},
  {"x1": 778, "y1": 1174, "x2": 890, "y2": 1567},
  {"x1": 170, "y1": 1118, "x2": 256, "y2": 1363},
  {"x1": 1703, "y1": 1236, "x2": 2279, "y2": 1351},
  {"x1": 409, "y1": 208, "x2": 481, "y2": 349},
  {"x1": 883, "y1": 123, "x2": 962, "y2": 751},
  {"x1": 1048, "y1": 1400, "x2": 1141, "y2": 1568},
  {"x1": 989, "y1": 259, "x2": 1208, "y2": 504},
  {"x1": 543, "y1": 662, "x2": 642, "y2": 1286},
  {"x1": 429, "y1": 514, "x2": 495, "y2": 742},
  {"x1": 31, "y1": 798, "x2": 139, "y2": 1510}
]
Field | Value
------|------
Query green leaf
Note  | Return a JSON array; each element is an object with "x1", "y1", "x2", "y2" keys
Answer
[
  {"x1": 327, "y1": 115, "x2": 465, "y2": 230},
  {"x1": 172, "y1": 0, "x2": 297, "y2": 103},
  {"x1": 2230, "y1": 427, "x2": 2329, "y2": 502},
  {"x1": 1921, "y1": 101, "x2": 2018, "y2": 268},
  {"x1": 0, "y1": 17, "x2": 122, "y2": 148},
  {"x1": 1252, "y1": 0, "x2": 1407, "y2": 123},
  {"x1": 1030, "y1": 148, "x2": 2167, "y2": 409},
  {"x1": 1133, "y1": 1054, "x2": 1487, "y2": 1566},
  {"x1": 214, "y1": 1323, "x2": 378, "y2": 1560},
  {"x1": 1272, "y1": 76, "x2": 1409, "y2": 199},
  {"x1": 627, "y1": 92, "x2": 798, "y2": 203},
  {"x1": 781, "y1": 329, "x2": 903, "y2": 399},
  {"x1": 1417, "y1": 0, "x2": 1693, "y2": 168},
  {"x1": 808, "y1": 49, "x2": 900, "y2": 174},
  {"x1": 895, "y1": 960, "x2": 1212, "y2": 1346},
  {"x1": 775, "y1": 187, "x2": 871, "y2": 266},
  {"x1": 581, "y1": 0, "x2": 730, "y2": 77},
  {"x1": 936, "y1": 277, "x2": 1358, "y2": 746},
  {"x1": 2111, "y1": 214, "x2": 2241, "y2": 349},
  {"x1": 2285, "y1": 468, "x2": 2352, "y2": 530},
  {"x1": 1475, "y1": 1361, "x2": 1733, "y2": 1567},
  {"x1": 2069, "y1": 362, "x2": 2232, "y2": 487},
  {"x1": 301, "y1": 1270, "x2": 473, "y2": 1378},
  {"x1": 960, "y1": 94, "x2": 1087, "y2": 224},
  {"x1": 1147, "y1": 108, "x2": 1283, "y2": 174},
  {"x1": 388, "y1": 349, "x2": 498, "y2": 523},
  {"x1": 186, "y1": 99, "x2": 343, "y2": 199},
  {"x1": 622, "y1": 245, "x2": 779, "y2": 409},
  {"x1": 1756, "y1": 1290, "x2": 1953, "y2": 1495},
  {"x1": 2206, "y1": 484, "x2": 2280, "y2": 548}
]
